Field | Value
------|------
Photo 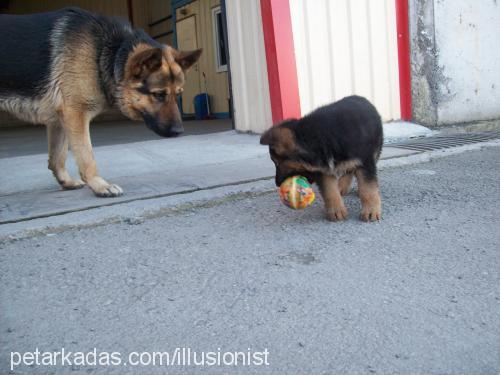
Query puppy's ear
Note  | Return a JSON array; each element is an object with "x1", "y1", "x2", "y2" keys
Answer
[
  {"x1": 260, "y1": 126, "x2": 298, "y2": 155},
  {"x1": 260, "y1": 127, "x2": 274, "y2": 145},
  {"x1": 175, "y1": 49, "x2": 203, "y2": 71},
  {"x1": 275, "y1": 127, "x2": 298, "y2": 155},
  {"x1": 126, "y1": 46, "x2": 163, "y2": 80}
]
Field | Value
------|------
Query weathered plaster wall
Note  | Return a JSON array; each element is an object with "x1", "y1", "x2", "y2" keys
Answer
[
  {"x1": 410, "y1": 0, "x2": 500, "y2": 126},
  {"x1": 409, "y1": 0, "x2": 438, "y2": 125}
]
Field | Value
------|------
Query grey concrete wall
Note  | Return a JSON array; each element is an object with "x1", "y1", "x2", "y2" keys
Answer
[{"x1": 409, "y1": 0, "x2": 500, "y2": 127}]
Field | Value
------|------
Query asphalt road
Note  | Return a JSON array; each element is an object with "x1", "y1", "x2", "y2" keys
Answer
[{"x1": 1, "y1": 147, "x2": 499, "y2": 374}]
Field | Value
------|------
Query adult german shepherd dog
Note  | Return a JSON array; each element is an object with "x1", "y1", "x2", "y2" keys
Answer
[{"x1": 0, "y1": 7, "x2": 201, "y2": 197}]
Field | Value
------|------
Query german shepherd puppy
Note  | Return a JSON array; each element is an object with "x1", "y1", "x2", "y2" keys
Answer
[
  {"x1": 0, "y1": 7, "x2": 201, "y2": 197},
  {"x1": 260, "y1": 96, "x2": 383, "y2": 222}
]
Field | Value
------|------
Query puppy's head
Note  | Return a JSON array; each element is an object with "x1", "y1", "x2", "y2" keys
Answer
[
  {"x1": 119, "y1": 44, "x2": 202, "y2": 137},
  {"x1": 260, "y1": 120, "x2": 320, "y2": 186}
]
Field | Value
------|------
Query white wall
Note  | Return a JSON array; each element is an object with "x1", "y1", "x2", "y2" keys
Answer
[
  {"x1": 226, "y1": 0, "x2": 272, "y2": 133},
  {"x1": 433, "y1": 0, "x2": 500, "y2": 124},
  {"x1": 289, "y1": 0, "x2": 401, "y2": 121}
]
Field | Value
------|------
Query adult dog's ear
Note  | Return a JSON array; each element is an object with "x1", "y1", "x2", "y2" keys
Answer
[
  {"x1": 175, "y1": 49, "x2": 203, "y2": 70},
  {"x1": 126, "y1": 46, "x2": 163, "y2": 80}
]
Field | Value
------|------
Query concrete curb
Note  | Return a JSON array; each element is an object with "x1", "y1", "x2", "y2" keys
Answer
[
  {"x1": 378, "y1": 139, "x2": 500, "y2": 169},
  {"x1": 0, "y1": 179, "x2": 277, "y2": 242},
  {"x1": 434, "y1": 119, "x2": 500, "y2": 134},
  {"x1": 1, "y1": 140, "x2": 499, "y2": 242}
]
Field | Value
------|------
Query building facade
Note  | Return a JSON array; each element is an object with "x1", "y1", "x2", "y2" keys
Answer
[
  {"x1": 1, "y1": 0, "x2": 498, "y2": 131},
  {"x1": 229, "y1": 0, "x2": 499, "y2": 132}
]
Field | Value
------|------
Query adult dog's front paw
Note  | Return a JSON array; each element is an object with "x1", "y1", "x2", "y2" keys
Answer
[
  {"x1": 87, "y1": 177, "x2": 123, "y2": 197},
  {"x1": 61, "y1": 179, "x2": 85, "y2": 190},
  {"x1": 53, "y1": 169, "x2": 85, "y2": 190},
  {"x1": 326, "y1": 205, "x2": 348, "y2": 221}
]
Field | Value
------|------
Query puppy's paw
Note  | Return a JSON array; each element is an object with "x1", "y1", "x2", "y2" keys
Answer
[
  {"x1": 338, "y1": 175, "x2": 353, "y2": 196},
  {"x1": 326, "y1": 205, "x2": 348, "y2": 221},
  {"x1": 88, "y1": 177, "x2": 124, "y2": 198},
  {"x1": 339, "y1": 184, "x2": 352, "y2": 196},
  {"x1": 359, "y1": 206, "x2": 381, "y2": 222}
]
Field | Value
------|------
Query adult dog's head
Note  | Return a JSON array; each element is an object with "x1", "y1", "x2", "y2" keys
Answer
[{"x1": 118, "y1": 44, "x2": 202, "y2": 137}]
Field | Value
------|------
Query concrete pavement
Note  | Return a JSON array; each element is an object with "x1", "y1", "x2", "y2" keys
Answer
[
  {"x1": 0, "y1": 128, "x2": 422, "y2": 226},
  {"x1": 0, "y1": 131, "x2": 274, "y2": 223},
  {"x1": 1, "y1": 147, "x2": 499, "y2": 374},
  {"x1": 2, "y1": 124, "x2": 500, "y2": 236}
]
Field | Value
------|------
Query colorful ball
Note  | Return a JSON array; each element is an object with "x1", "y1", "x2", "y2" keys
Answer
[{"x1": 278, "y1": 175, "x2": 315, "y2": 210}]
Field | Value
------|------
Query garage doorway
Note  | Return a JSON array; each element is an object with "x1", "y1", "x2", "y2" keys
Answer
[
  {"x1": 0, "y1": 0, "x2": 234, "y2": 157},
  {"x1": 173, "y1": 0, "x2": 231, "y2": 121}
]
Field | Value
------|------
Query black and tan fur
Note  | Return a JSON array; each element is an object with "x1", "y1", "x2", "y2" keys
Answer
[
  {"x1": 260, "y1": 96, "x2": 383, "y2": 222},
  {"x1": 0, "y1": 7, "x2": 201, "y2": 197}
]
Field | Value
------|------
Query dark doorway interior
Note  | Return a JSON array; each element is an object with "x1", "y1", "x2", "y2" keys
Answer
[{"x1": 0, "y1": 119, "x2": 232, "y2": 158}]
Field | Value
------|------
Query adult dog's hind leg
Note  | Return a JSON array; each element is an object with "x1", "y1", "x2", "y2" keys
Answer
[
  {"x1": 60, "y1": 109, "x2": 123, "y2": 197},
  {"x1": 47, "y1": 122, "x2": 85, "y2": 190},
  {"x1": 319, "y1": 175, "x2": 348, "y2": 221}
]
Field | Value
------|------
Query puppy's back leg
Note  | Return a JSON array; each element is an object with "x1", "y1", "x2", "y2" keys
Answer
[
  {"x1": 338, "y1": 173, "x2": 354, "y2": 196},
  {"x1": 60, "y1": 108, "x2": 123, "y2": 197},
  {"x1": 319, "y1": 175, "x2": 348, "y2": 221},
  {"x1": 47, "y1": 121, "x2": 85, "y2": 190},
  {"x1": 355, "y1": 164, "x2": 382, "y2": 221}
]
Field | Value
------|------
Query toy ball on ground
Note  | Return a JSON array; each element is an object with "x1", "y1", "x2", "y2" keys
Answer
[{"x1": 278, "y1": 175, "x2": 315, "y2": 210}]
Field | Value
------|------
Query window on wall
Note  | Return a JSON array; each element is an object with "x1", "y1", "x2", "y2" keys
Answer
[{"x1": 212, "y1": 6, "x2": 227, "y2": 72}]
